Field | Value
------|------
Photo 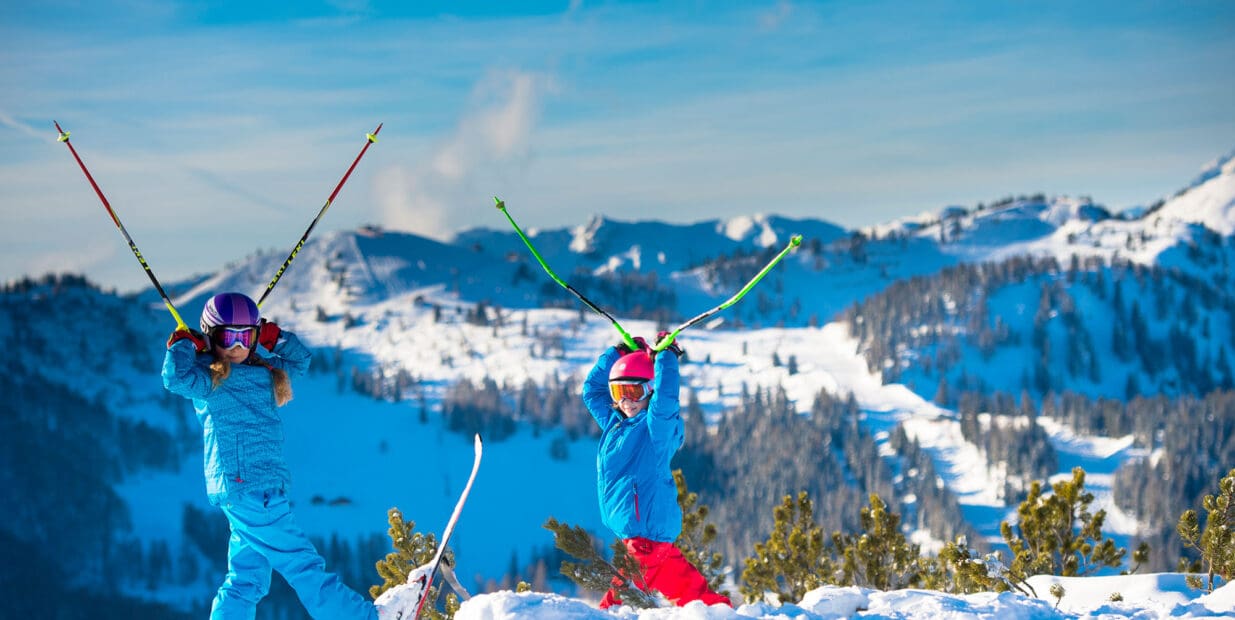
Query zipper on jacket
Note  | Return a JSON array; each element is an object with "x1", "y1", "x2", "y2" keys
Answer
[{"x1": 634, "y1": 482, "x2": 640, "y2": 522}]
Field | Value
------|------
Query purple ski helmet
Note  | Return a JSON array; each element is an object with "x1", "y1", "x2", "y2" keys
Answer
[{"x1": 200, "y1": 292, "x2": 261, "y2": 332}]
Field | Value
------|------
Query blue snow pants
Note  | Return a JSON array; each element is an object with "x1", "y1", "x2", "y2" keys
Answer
[{"x1": 211, "y1": 489, "x2": 377, "y2": 620}]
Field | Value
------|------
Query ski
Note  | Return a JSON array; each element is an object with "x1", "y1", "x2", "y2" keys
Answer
[{"x1": 378, "y1": 433, "x2": 483, "y2": 619}]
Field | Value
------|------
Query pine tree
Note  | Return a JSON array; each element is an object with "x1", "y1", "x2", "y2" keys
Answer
[
  {"x1": 999, "y1": 467, "x2": 1128, "y2": 588},
  {"x1": 371, "y1": 508, "x2": 460, "y2": 620},
  {"x1": 672, "y1": 470, "x2": 728, "y2": 594},
  {"x1": 542, "y1": 517, "x2": 658, "y2": 608},
  {"x1": 739, "y1": 492, "x2": 833, "y2": 604},
  {"x1": 1178, "y1": 468, "x2": 1235, "y2": 592},
  {"x1": 832, "y1": 494, "x2": 924, "y2": 590}
]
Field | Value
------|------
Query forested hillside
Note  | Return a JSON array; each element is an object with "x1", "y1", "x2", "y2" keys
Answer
[{"x1": 842, "y1": 253, "x2": 1235, "y2": 570}]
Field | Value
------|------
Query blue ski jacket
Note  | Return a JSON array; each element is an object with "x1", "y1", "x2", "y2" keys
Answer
[
  {"x1": 582, "y1": 347, "x2": 685, "y2": 543},
  {"x1": 162, "y1": 332, "x2": 312, "y2": 505}
]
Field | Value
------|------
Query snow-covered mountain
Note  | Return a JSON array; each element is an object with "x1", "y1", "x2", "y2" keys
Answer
[
  {"x1": 168, "y1": 152, "x2": 1235, "y2": 345},
  {"x1": 7, "y1": 148, "x2": 1235, "y2": 617},
  {"x1": 871, "y1": 151, "x2": 1235, "y2": 283}
]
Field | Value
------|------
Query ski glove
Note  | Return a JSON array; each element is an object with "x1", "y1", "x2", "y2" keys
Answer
[
  {"x1": 167, "y1": 328, "x2": 208, "y2": 352},
  {"x1": 257, "y1": 320, "x2": 282, "y2": 351},
  {"x1": 656, "y1": 330, "x2": 685, "y2": 358},
  {"x1": 616, "y1": 336, "x2": 649, "y2": 355}
]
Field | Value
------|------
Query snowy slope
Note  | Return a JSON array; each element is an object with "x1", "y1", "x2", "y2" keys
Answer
[{"x1": 1156, "y1": 151, "x2": 1235, "y2": 235}]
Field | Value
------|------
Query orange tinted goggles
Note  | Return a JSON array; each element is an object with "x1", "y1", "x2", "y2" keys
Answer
[{"x1": 609, "y1": 380, "x2": 651, "y2": 402}]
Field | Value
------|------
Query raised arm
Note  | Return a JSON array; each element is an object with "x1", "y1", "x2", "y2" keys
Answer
[
  {"x1": 258, "y1": 329, "x2": 312, "y2": 377},
  {"x1": 645, "y1": 352, "x2": 684, "y2": 458},
  {"x1": 583, "y1": 346, "x2": 623, "y2": 429},
  {"x1": 162, "y1": 339, "x2": 213, "y2": 399}
]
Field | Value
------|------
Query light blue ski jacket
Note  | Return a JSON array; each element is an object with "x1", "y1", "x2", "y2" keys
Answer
[
  {"x1": 162, "y1": 333, "x2": 311, "y2": 505},
  {"x1": 583, "y1": 347, "x2": 685, "y2": 542}
]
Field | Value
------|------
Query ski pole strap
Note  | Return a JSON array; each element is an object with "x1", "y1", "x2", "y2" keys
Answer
[
  {"x1": 652, "y1": 234, "x2": 802, "y2": 352},
  {"x1": 494, "y1": 197, "x2": 640, "y2": 351},
  {"x1": 258, "y1": 123, "x2": 382, "y2": 308},
  {"x1": 54, "y1": 121, "x2": 190, "y2": 331}
]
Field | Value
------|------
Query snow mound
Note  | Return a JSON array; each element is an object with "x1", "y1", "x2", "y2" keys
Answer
[{"x1": 453, "y1": 576, "x2": 1232, "y2": 619}]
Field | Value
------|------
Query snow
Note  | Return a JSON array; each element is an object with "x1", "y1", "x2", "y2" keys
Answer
[
  {"x1": 447, "y1": 576, "x2": 1233, "y2": 619},
  {"x1": 722, "y1": 215, "x2": 759, "y2": 242},
  {"x1": 1156, "y1": 167, "x2": 1235, "y2": 236}
]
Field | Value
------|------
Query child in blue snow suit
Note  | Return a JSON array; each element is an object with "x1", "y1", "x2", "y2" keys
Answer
[
  {"x1": 164, "y1": 292, "x2": 390, "y2": 620},
  {"x1": 581, "y1": 334, "x2": 731, "y2": 609}
]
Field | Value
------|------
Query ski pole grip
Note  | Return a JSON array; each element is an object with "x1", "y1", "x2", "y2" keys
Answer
[{"x1": 652, "y1": 329, "x2": 681, "y2": 352}]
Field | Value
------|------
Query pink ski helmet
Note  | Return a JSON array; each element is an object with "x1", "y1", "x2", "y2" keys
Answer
[
  {"x1": 200, "y1": 292, "x2": 261, "y2": 332},
  {"x1": 609, "y1": 351, "x2": 655, "y2": 382}
]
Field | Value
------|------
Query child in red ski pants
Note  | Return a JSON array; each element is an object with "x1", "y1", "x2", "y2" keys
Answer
[{"x1": 583, "y1": 334, "x2": 731, "y2": 609}]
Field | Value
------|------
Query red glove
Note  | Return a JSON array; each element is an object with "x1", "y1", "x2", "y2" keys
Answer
[
  {"x1": 656, "y1": 331, "x2": 685, "y2": 358},
  {"x1": 167, "y1": 328, "x2": 208, "y2": 352},
  {"x1": 257, "y1": 320, "x2": 282, "y2": 351}
]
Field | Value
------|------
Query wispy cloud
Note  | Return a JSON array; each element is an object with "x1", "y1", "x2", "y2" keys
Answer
[
  {"x1": 0, "y1": 110, "x2": 46, "y2": 140},
  {"x1": 376, "y1": 69, "x2": 545, "y2": 239},
  {"x1": 757, "y1": 0, "x2": 794, "y2": 33}
]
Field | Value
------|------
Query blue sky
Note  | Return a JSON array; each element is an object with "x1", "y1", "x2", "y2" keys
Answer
[{"x1": 2, "y1": 0, "x2": 1233, "y2": 292}]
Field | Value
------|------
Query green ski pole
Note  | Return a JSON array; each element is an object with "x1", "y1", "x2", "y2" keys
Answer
[
  {"x1": 652, "y1": 234, "x2": 802, "y2": 352},
  {"x1": 494, "y1": 197, "x2": 640, "y2": 351}
]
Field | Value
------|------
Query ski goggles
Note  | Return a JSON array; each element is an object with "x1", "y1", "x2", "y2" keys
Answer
[
  {"x1": 609, "y1": 380, "x2": 651, "y2": 403},
  {"x1": 210, "y1": 325, "x2": 258, "y2": 350}
]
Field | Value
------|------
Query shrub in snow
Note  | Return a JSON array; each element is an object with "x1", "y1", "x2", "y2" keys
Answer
[
  {"x1": 1000, "y1": 467, "x2": 1132, "y2": 585},
  {"x1": 1178, "y1": 467, "x2": 1235, "y2": 592},
  {"x1": 542, "y1": 517, "x2": 657, "y2": 608},
  {"x1": 740, "y1": 491, "x2": 835, "y2": 605}
]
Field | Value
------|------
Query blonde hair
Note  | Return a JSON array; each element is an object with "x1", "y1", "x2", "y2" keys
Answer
[{"x1": 209, "y1": 358, "x2": 293, "y2": 407}]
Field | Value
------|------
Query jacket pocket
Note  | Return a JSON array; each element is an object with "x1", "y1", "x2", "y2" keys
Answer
[
  {"x1": 633, "y1": 482, "x2": 640, "y2": 522},
  {"x1": 234, "y1": 437, "x2": 246, "y2": 484}
]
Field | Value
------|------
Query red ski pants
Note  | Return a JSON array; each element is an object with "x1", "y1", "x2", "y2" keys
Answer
[{"x1": 599, "y1": 537, "x2": 732, "y2": 609}]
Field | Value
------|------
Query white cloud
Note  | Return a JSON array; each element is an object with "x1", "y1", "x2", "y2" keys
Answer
[
  {"x1": 757, "y1": 0, "x2": 794, "y2": 33},
  {"x1": 0, "y1": 110, "x2": 46, "y2": 140},
  {"x1": 376, "y1": 69, "x2": 544, "y2": 240}
]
